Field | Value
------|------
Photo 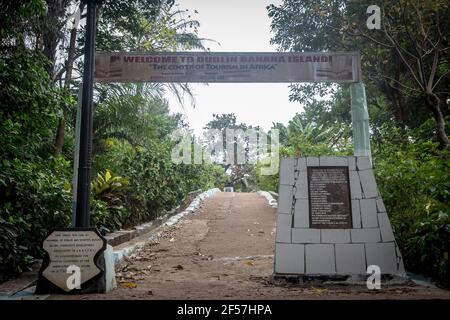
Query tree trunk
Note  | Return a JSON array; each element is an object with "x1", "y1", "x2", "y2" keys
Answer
[
  {"x1": 53, "y1": 2, "x2": 85, "y2": 157},
  {"x1": 425, "y1": 92, "x2": 449, "y2": 149},
  {"x1": 54, "y1": 116, "x2": 65, "y2": 156},
  {"x1": 385, "y1": 52, "x2": 406, "y2": 129},
  {"x1": 384, "y1": 81, "x2": 405, "y2": 128},
  {"x1": 41, "y1": 0, "x2": 67, "y2": 74}
]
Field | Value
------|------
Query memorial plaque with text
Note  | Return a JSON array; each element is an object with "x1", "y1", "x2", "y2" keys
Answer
[
  {"x1": 39, "y1": 229, "x2": 106, "y2": 292},
  {"x1": 307, "y1": 167, "x2": 352, "y2": 229}
]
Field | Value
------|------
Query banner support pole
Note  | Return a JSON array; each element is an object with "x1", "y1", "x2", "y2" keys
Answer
[
  {"x1": 350, "y1": 82, "x2": 372, "y2": 160},
  {"x1": 75, "y1": 0, "x2": 98, "y2": 228}
]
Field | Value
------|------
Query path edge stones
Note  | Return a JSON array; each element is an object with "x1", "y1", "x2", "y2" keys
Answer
[{"x1": 112, "y1": 188, "x2": 222, "y2": 264}]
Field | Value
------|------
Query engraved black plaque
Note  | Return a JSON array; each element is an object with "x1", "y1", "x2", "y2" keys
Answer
[{"x1": 307, "y1": 166, "x2": 352, "y2": 229}]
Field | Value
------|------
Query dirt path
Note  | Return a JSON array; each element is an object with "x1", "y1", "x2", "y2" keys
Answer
[{"x1": 51, "y1": 192, "x2": 449, "y2": 300}]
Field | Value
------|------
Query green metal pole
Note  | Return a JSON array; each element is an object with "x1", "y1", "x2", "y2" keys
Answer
[{"x1": 350, "y1": 82, "x2": 371, "y2": 159}]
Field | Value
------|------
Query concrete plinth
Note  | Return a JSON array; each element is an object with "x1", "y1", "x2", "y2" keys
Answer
[{"x1": 274, "y1": 156, "x2": 406, "y2": 279}]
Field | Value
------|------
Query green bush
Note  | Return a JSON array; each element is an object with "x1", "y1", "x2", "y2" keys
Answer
[
  {"x1": 91, "y1": 138, "x2": 227, "y2": 229},
  {"x1": 374, "y1": 139, "x2": 450, "y2": 286},
  {"x1": 0, "y1": 158, "x2": 72, "y2": 275},
  {"x1": 0, "y1": 215, "x2": 34, "y2": 278},
  {"x1": 0, "y1": 48, "x2": 73, "y2": 276},
  {"x1": 91, "y1": 170, "x2": 130, "y2": 234}
]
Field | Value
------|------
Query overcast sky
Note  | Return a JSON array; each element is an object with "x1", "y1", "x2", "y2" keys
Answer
[{"x1": 167, "y1": 0, "x2": 301, "y2": 134}]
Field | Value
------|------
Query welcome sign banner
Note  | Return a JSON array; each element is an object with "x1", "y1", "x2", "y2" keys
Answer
[{"x1": 94, "y1": 52, "x2": 361, "y2": 83}]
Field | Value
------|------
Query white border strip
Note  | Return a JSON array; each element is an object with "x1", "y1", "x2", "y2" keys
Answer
[
  {"x1": 257, "y1": 191, "x2": 278, "y2": 208},
  {"x1": 113, "y1": 188, "x2": 221, "y2": 263}
]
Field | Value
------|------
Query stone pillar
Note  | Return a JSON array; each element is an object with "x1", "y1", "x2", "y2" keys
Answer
[{"x1": 350, "y1": 83, "x2": 371, "y2": 158}]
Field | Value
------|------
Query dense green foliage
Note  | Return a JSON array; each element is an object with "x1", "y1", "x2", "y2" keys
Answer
[
  {"x1": 268, "y1": 0, "x2": 450, "y2": 148},
  {"x1": 91, "y1": 138, "x2": 226, "y2": 234},
  {"x1": 0, "y1": 0, "x2": 226, "y2": 278},
  {"x1": 0, "y1": 44, "x2": 73, "y2": 274},
  {"x1": 374, "y1": 130, "x2": 449, "y2": 285}
]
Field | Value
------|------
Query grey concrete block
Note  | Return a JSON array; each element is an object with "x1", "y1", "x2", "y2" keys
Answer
[
  {"x1": 352, "y1": 199, "x2": 362, "y2": 228},
  {"x1": 278, "y1": 184, "x2": 293, "y2": 214},
  {"x1": 347, "y1": 156, "x2": 356, "y2": 171},
  {"x1": 294, "y1": 214, "x2": 309, "y2": 228},
  {"x1": 277, "y1": 213, "x2": 293, "y2": 228},
  {"x1": 292, "y1": 228, "x2": 320, "y2": 243},
  {"x1": 351, "y1": 228, "x2": 381, "y2": 243},
  {"x1": 305, "y1": 244, "x2": 336, "y2": 274},
  {"x1": 376, "y1": 198, "x2": 386, "y2": 213},
  {"x1": 365, "y1": 242, "x2": 398, "y2": 274},
  {"x1": 276, "y1": 225, "x2": 292, "y2": 243},
  {"x1": 294, "y1": 198, "x2": 308, "y2": 214},
  {"x1": 294, "y1": 171, "x2": 308, "y2": 199},
  {"x1": 349, "y1": 171, "x2": 363, "y2": 199},
  {"x1": 294, "y1": 199, "x2": 309, "y2": 228},
  {"x1": 319, "y1": 156, "x2": 348, "y2": 167},
  {"x1": 106, "y1": 230, "x2": 134, "y2": 246},
  {"x1": 378, "y1": 212, "x2": 395, "y2": 242},
  {"x1": 321, "y1": 229, "x2": 351, "y2": 243},
  {"x1": 275, "y1": 243, "x2": 305, "y2": 274},
  {"x1": 297, "y1": 157, "x2": 307, "y2": 171},
  {"x1": 357, "y1": 156, "x2": 372, "y2": 171},
  {"x1": 319, "y1": 156, "x2": 348, "y2": 166},
  {"x1": 360, "y1": 199, "x2": 378, "y2": 228},
  {"x1": 358, "y1": 169, "x2": 379, "y2": 199},
  {"x1": 335, "y1": 244, "x2": 366, "y2": 274},
  {"x1": 279, "y1": 158, "x2": 296, "y2": 185},
  {"x1": 306, "y1": 156, "x2": 319, "y2": 166},
  {"x1": 394, "y1": 243, "x2": 406, "y2": 276}
]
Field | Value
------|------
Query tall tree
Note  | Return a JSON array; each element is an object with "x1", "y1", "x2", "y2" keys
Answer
[
  {"x1": 268, "y1": 0, "x2": 450, "y2": 148},
  {"x1": 204, "y1": 114, "x2": 258, "y2": 188}
]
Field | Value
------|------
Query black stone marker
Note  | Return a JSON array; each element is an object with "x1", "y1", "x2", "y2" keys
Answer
[
  {"x1": 307, "y1": 166, "x2": 352, "y2": 229},
  {"x1": 35, "y1": 228, "x2": 107, "y2": 294}
]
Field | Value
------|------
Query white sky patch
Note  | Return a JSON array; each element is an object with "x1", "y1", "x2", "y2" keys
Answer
[{"x1": 167, "y1": 0, "x2": 302, "y2": 135}]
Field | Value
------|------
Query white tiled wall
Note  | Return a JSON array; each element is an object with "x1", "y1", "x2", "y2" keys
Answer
[{"x1": 274, "y1": 156, "x2": 405, "y2": 276}]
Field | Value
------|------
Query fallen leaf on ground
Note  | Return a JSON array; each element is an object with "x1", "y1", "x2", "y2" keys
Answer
[
  {"x1": 310, "y1": 286, "x2": 328, "y2": 294},
  {"x1": 244, "y1": 260, "x2": 254, "y2": 266},
  {"x1": 121, "y1": 282, "x2": 138, "y2": 289},
  {"x1": 126, "y1": 266, "x2": 140, "y2": 272}
]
